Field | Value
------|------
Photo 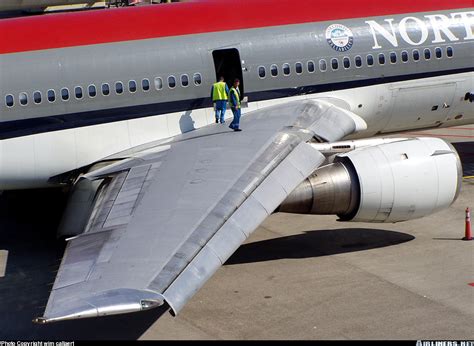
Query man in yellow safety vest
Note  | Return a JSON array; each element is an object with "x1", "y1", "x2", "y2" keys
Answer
[
  {"x1": 211, "y1": 76, "x2": 229, "y2": 124},
  {"x1": 229, "y1": 79, "x2": 242, "y2": 132}
]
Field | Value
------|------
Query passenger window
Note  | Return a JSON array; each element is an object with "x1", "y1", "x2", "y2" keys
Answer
[
  {"x1": 283, "y1": 63, "x2": 291, "y2": 76},
  {"x1": 142, "y1": 79, "x2": 150, "y2": 91},
  {"x1": 19, "y1": 92, "x2": 28, "y2": 106},
  {"x1": 343, "y1": 57, "x2": 350, "y2": 69},
  {"x1": 367, "y1": 54, "x2": 374, "y2": 66},
  {"x1": 88, "y1": 85, "x2": 97, "y2": 97},
  {"x1": 75, "y1": 86, "x2": 83, "y2": 99},
  {"x1": 271, "y1": 64, "x2": 278, "y2": 77},
  {"x1": 193, "y1": 73, "x2": 202, "y2": 86},
  {"x1": 447, "y1": 46, "x2": 453, "y2": 58},
  {"x1": 5, "y1": 94, "x2": 14, "y2": 107},
  {"x1": 101, "y1": 83, "x2": 110, "y2": 96},
  {"x1": 307, "y1": 61, "x2": 315, "y2": 73},
  {"x1": 115, "y1": 82, "x2": 124, "y2": 94},
  {"x1": 295, "y1": 62, "x2": 303, "y2": 74},
  {"x1": 168, "y1": 76, "x2": 176, "y2": 88},
  {"x1": 435, "y1": 47, "x2": 442, "y2": 59},
  {"x1": 154, "y1": 77, "x2": 163, "y2": 90},
  {"x1": 424, "y1": 48, "x2": 431, "y2": 60},
  {"x1": 413, "y1": 49, "x2": 420, "y2": 61},
  {"x1": 33, "y1": 91, "x2": 42, "y2": 104},
  {"x1": 390, "y1": 52, "x2": 397, "y2": 64},
  {"x1": 61, "y1": 88, "x2": 69, "y2": 101},
  {"x1": 401, "y1": 51, "x2": 409, "y2": 62},
  {"x1": 48, "y1": 89, "x2": 56, "y2": 102},
  {"x1": 181, "y1": 74, "x2": 189, "y2": 87},
  {"x1": 319, "y1": 59, "x2": 327, "y2": 72},
  {"x1": 355, "y1": 56, "x2": 362, "y2": 68},
  {"x1": 378, "y1": 53, "x2": 386, "y2": 65},
  {"x1": 331, "y1": 58, "x2": 339, "y2": 70},
  {"x1": 258, "y1": 66, "x2": 266, "y2": 78},
  {"x1": 128, "y1": 80, "x2": 137, "y2": 93}
]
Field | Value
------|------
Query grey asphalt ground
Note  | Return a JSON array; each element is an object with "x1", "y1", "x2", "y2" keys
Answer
[{"x1": 0, "y1": 128, "x2": 472, "y2": 340}]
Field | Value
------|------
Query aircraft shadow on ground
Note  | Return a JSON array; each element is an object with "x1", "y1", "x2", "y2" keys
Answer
[
  {"x1": 226, "y1": 227, "x2": 415, "y2": 266},
  {"x1": 452, "y1": 142, "x2": 474, "y2": 176}
]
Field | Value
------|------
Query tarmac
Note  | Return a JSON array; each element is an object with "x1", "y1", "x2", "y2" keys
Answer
[{"x1": 0, "y1": 127, "x2": 473, "y2": 340}]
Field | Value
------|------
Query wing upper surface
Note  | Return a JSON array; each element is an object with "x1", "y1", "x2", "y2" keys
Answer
[{"x1": 38, "y1": 99, "x2": 366, "y2": 322}]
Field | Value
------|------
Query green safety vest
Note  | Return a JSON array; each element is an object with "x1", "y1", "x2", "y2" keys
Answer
[
  {"x1": 230, "y1": 87, "x2": 241, "y2": 108},
  {"x1": 212, "y1": 81, "x2": 228, "y2": 101}
]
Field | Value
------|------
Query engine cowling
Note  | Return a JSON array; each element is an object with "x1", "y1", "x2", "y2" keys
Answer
[{"x1": 278, "y1": 137, "x2": 462, "y2": 223}]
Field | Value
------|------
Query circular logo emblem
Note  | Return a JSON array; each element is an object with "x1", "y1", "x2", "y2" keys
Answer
[{"x1": 326, "y1": 24, "x2": 354, "y2": 52}]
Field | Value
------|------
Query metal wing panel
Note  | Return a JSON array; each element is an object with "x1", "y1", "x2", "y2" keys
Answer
[
  {"x1": 163, "y1": 142, "x2": 325, "y2": 313},
  {"x1": 147, "y1": 130, "x2": 307, "y2": 293},
  {"x1": 54, "y1": 230, "x2": 114, "y2": 289},
  {"x1": 39, "y1": 99, "x2": 366, "y2": 322}
]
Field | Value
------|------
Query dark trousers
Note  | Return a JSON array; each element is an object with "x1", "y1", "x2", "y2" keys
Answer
[
  {"x1": 214, "y1": 100, "x2": 227, "y2": 123},
  {"x1": 230, "y1": 108, "x2": 241, "y2": 129}
]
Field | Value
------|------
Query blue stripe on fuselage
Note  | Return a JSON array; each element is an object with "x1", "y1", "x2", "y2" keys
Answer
[{"x1": 0, "y1": 67, "x2": 473, "y2": 140}]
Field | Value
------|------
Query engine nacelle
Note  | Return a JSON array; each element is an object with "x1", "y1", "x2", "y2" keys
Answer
[{"x1": 278, "y1": 138, "x2": 462, "y2": 223}]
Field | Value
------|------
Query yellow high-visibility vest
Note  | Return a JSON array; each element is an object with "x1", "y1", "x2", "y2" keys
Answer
[
  {"x1": 230, "y1": 87, "x2": 241, "y2": 108},
  {"x1": 212, "y1": 81, "x2": 228, "y2": 101}
]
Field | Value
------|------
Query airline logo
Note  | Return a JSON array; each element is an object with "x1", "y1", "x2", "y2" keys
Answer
[
  {"x1": 365, "y1": 11, "x2": 474, "y2": 49},
  {"x1": 326, "y1": 24, "x2": 354, "y2": 52}
]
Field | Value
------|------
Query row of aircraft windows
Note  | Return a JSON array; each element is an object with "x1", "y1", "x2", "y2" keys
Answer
[
  {"x1": 3, "y1": 45, "x2": 456, "y2": 108},
  {"x1": 5, "y1": 73, "x2": 203, "y2": 108},
  {"x1": 258, "y1": 46, "x2": 454, "y2": 78}
]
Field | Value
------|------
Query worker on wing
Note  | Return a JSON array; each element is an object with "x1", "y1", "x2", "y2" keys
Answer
[
  {"x1": 229, "y1": 79, "x2": 242, "y2": 132},
  {"x1": 211, "y1": 76, "x2": 230, "y2": 124}
]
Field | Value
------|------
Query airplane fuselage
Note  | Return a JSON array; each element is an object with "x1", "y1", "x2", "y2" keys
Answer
[{"x1": 0, "y1": 0, "x2": 473, "y2": 189}]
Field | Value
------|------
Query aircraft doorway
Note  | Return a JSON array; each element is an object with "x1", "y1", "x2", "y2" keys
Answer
[{"x1": 212, "y1": 48, "x2": 244, "y2": 96}]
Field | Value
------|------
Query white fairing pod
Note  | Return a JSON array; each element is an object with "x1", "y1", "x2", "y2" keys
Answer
[
  {"x1": 278, "y1": 138, "x2": 462, "y2": 223},
  {"x1": 336, "y1": 138, "x2": 462, "y2": 223}
]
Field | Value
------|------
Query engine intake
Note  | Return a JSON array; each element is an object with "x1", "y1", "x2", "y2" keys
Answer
[{"x1": 278, "y1": 138, "x2": 462, "y2": 223}]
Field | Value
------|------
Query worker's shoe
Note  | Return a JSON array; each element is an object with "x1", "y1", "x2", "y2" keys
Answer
[
  {"x1": 215, "y1": 119, "x2": 219, "y2": 124},
  {"x1": 233, "y1": 128, "x2": 242, "y2": 132}
]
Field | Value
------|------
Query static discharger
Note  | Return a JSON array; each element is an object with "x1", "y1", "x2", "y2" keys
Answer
[{"x1": 463, "y1": 207, "x2": 472, "y2": 241}]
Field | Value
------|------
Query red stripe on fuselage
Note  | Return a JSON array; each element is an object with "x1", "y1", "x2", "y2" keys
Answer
[{"x1": 0, "y1": 0, "x2": 472, "y2": 54}]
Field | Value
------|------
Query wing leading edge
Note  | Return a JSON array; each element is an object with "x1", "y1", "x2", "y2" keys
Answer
[{"x1": 37, "y1": 99, "x2": 366, "y2": 323}]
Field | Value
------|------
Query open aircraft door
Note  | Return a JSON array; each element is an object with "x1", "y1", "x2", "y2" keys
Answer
[{"x1": 212, "y1": 48, "x2": 247, "y2": 107}]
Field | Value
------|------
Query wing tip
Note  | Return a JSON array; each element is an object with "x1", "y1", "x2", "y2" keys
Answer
[
  {"x1": 33, "y1": 317, "x2": 49, "y2": 324},
  {"x1": 38, "y1": 288, "x2": 165, "y2": 323}
]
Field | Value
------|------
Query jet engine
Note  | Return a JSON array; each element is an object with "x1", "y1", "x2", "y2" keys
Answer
[{"x1": 278, "y1": 138, "x2": 462, "y2": 223}]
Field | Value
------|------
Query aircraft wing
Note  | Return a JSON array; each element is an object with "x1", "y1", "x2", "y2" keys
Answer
[{"x1": 37, "y1": 99, "x2": 366, "y2": 323}]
